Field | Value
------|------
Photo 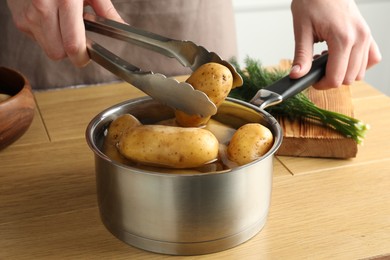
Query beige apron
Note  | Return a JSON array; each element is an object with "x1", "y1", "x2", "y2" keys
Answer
[{"x1": 0, "y1": 0, "x2": 237, "y2": 90}]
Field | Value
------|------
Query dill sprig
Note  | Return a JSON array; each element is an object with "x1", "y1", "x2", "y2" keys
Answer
[{"x1": 229, "y1": 57, "x2": 369, "y2": 144}]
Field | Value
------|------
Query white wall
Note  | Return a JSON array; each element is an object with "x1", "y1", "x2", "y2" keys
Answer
[{"x1": 232, "y1": 0, "x2": 390, "y2": 96}]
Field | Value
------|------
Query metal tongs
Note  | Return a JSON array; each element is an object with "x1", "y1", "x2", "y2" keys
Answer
[{"x1": 84, "y1": 13, "x2": 243, "y2": 116}]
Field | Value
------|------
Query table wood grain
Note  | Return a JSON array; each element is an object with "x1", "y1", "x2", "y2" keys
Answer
[{"x1": 1, "y1": 79, "x2": 389, "y2": 260}]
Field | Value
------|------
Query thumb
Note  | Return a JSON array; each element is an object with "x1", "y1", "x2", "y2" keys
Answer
[{"x1": 290, "y1": 35, "x2": 314, "y2": 79}]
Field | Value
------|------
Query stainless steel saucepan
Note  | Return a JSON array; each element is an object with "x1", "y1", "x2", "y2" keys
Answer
[{"x1": 86, "y1": 54, "x2": 328, "y2": 255}]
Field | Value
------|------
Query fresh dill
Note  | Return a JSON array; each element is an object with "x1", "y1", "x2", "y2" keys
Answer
[{"x1": 229, "y1": 57, "x2": 369, "y2": 144}]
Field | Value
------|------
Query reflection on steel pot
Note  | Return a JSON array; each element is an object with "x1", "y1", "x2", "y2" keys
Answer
[{"x1": 86, "y1": 97, "x2": 282, "y2": 255}]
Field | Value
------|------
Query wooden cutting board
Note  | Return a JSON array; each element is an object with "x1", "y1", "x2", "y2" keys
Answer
[{"x1": 274, "y1": 60, "x2": 357, "y2": 158}]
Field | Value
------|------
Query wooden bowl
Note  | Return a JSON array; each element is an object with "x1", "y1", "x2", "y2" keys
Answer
[{"x1": 0, "y1": 67, "x2": 35, "y2": 150}]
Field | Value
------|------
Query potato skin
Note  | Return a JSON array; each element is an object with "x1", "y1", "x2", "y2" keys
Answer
[
  {"x1": 103, "y1": 114, "x2": 141, "y2": 163},
  {"x1": 227, "y1": 123, "x2": 274, "y2": 166},
  {"x1": 118, "y1": 125, "x2": 219, "y2": 168},
  {"x1": 187, "y1": 62, "x2": 233, "y2": 107},
  {"x1": 175, "y1": 111, "x2": 210, "y2": 127},
  {"x1": 106, "y1": 114, "x2": 141, "y2": 144},
  {"x1": 204, "y1": 118, "x2": 236, "y2": 145},
  {"x1": 175, "y1": 62, "x2": 233, "y2": 127}
]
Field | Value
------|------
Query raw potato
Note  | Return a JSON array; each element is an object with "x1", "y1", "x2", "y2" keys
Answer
[
  {"x1": 227, "y1": 123, "x2": 274, "y2": 166},
  {"x1": 204, "y1": 118, "x2": 236, "y2": 145},
  {"x1": 175, "y1": 62, "x2": 233, "y2": 127},
  {"x1": 0, "y1": 93, "x2": 11, "y2": 102},
  {"x1": 187, "y1": 62, "x2": 233, "y2": 107},
  {"x1": 175, "y1": 111, "x2": 209, "y2": 127},
  {"x1": 103, "y1": 114, "x2": 141, "y2": 163},
  {"x1": 106, "y1": 114, "x2": 141, "y2": 144},
  {"x1": 118, "y1": 125, "x2": 219, "y2": 168}
]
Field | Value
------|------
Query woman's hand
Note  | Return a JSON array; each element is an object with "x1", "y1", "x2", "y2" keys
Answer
[
  {"x1": 289, "y1": 0, "x2": 382, "y2": 89},
  {"x1": 7, "y1": 0, "x2": 123, "y2": 67}
]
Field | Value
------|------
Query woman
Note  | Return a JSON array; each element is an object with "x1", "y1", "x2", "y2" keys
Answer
[{"x1": 2, "y1": 0, "x2": 382, "y2": 90}]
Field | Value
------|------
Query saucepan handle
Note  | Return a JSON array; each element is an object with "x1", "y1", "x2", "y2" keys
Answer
[{"x1": 250, "y1": 53, "x2": 328, "y2": 110}]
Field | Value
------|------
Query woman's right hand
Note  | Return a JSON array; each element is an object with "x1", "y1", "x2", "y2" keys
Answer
[
  {"x1": 290, "y1": 0, "x2": 382, "y2": 89},
  {"x1": 7, "y1": 0, "x2": 123, "y2": 67}
]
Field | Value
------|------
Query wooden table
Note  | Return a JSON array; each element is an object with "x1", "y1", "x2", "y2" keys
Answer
[{"x1": 1, "y1": 78, "x2": 389, "y2": 259}]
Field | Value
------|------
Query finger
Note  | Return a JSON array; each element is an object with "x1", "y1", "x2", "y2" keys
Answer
[
  {"x1": 289, "y1": 21, "x2": 314, "y2": 79},
  {"x1": 58, "y1": 0, "x2": 89, "y2": 67},
  {"x1": 314, "y1": 40, "x2": 351, "y2": 89},
  {"x1": 343, "y1": 44, "x2": 366, "y2": 85},
  {"x1": 87, "y1": 0, "x2": 124, "y2": 22},
  {"x1": 344, "y1": 23, "x2": 372, "y2": 84},
  {"x1": 7, "y1": 0, "x2": 33, "y2": 36},
  {"x1": 357, "y1": 38, "x2": 381, "y2": 81},
  {"x1": 25, "y1": 0, "x2": 66, "y2": 60},
  {"x1": 356, "y1": 47, "x2": 368, "y2": 81},
  {"x1": 367, "y1": 38, "x2": 382, "y2": 69}
]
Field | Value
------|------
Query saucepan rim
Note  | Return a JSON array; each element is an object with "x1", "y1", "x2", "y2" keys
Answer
[{"x1": 86, "y1": 96, "x2": 283, "y2": 177}]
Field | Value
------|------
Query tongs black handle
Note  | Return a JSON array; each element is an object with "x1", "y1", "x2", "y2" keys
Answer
[{"x1": 250, "y1": 53, "x2": 328, "y2": 109}]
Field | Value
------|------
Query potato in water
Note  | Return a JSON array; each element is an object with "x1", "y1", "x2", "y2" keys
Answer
[
  {"x1": 227, "y1": 123, "x2": 274, "y2": 166},
  {"x1": 103, "y1": 114, "x2": 141, "y2": 163},
  {"x1": 118, "y1": 125, "x2": 219, "y2": 169},
  {"x1": 104, "y1": 114, "x2": 274, "y2": 171},
  {"x1": 175, "y1": 62, "x2": 233, "y2": 127},
  {"x1": 106, "y1": 114, "x2": 141, "y2": 144}
]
